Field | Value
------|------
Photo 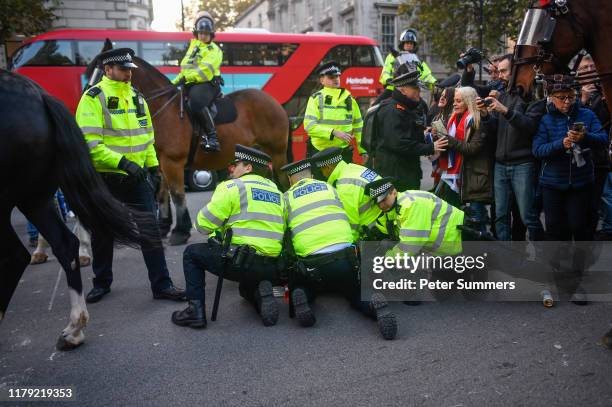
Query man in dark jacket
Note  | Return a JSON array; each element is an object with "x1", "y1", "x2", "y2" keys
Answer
[
  {"x1": 460, "y1": 54, "x2": 506, "y2": 98},
  {"x1": 477, "y1": 55, "x2": 546, "y2": 241},
  {"x1": 373, "y1": 63, "x2": 447, "y2": 191}
]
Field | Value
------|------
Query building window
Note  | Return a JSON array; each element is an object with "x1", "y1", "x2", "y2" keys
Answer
[
  {"x1": 258, "y1": 13, "x2": 262, "y2": 27},
  {"x1": 381, "y1": 14, "x2": 396, "y2": 55},
  {"x1": 345, "y1": 18, "x2": 353, "y2": 35}
]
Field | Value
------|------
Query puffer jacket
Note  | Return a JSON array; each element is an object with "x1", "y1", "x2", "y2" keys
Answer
[{"x1": 532, "y1": 101, "x2": 607, "y2": 190}]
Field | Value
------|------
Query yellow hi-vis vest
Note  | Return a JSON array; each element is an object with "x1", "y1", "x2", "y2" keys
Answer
[
  {"x1": 326, "y1": 160, "x2": 387, "y2": 242},
  {"x1": 172, "y1": 39, "x2": 222, "y2": 85},
  {"x1": 284, "y1": 178, "x2": 353, "y2": 257},
  {"x1": 196, "y1": 173, "x2": 285, "y2": 257},
  {"x1": 76, "y1": 76, "x2": 158, "y2": 174},
  {"x1": 379, "y1": 52, "x2": 437, "y2": 91},
  {"x1": 303, "y1": 86, "x2": 365, "y2": 154},
  {"x1": 394, "y1": 191, "x2": 464, "y2": 256}
]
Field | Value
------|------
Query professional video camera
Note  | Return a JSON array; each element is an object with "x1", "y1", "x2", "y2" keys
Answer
[{"x1": 456, "y1": 48, "x2": 485, "y2": 70}]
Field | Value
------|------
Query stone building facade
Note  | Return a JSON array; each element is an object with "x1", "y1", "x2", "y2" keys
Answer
[{"x1": 51, "y1": 0, "x2": 154, "y2": 30}]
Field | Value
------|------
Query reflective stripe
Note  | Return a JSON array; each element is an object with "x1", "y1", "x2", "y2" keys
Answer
[
  {"x1": 87, "y1": 140, "x2": 102, "y2": 150},
  {"x1": 319, "y1": 119, "x2": 352, "y2": 126},
  {"x1": 317, "y1": 93, "x2": 324, "y2": 119},
  {"x1": 400, "y1": 229, "x2": 430, "y2": 238},
  {"x1": 195, "y1": 223, "x2": 213, "y2": 235},
  {"x1": 233, "y1": 179, "x2": 248, "y2": 211},
  {"x1": 232, "y1": 227, "x2": 284, "y2": 240},
  {"x1": 201, "y1": 62, "x2": 215, "y2": 76},
  {"x1": 199, "y1": 206, "x2": 224, "y2": 227},
  {"x1": 358, "y1": 200, "x2": 373, "y2": 215},
  {"x1": 97, "y1": 90, "x2": 113, "y2": 129},
  {"x1": 399, "y1": 194, "x2": 415, "y2": 204},
  {"x1": 322, "y1": 105, "x2": 349, "y2": 110},
  {"x1": 288, "y1": 200, "x2": 343, "y2": 223},
  {"x1": 353, "y1": 127, "x2": 363, "y2": 133},
  {"x1": 80, "y1": 126, "x2": 153, "y2": 137},
  {"x1": 243, "y1": 180, "x2": 271, "y2": 187},
  {"x1": 229, "y1": 212, "x2": 284, "y2": 225},
  {"x1": 398, "y1": 242, "x2": 424, "y2": 253},
  {"x1": 336, "y1": 178, "x2": 367, "y2": 188},
  {"x1": 304, "y1": 115, "x2": 318, "y2": 121},
  {"x1": 305, "y1": 121, "x2": 317, "y2": 131},
  {"x1": 107, "y1": 139, "x2": 154, "y2": 154},
  {"x1": 354, "y1": 117, "x2": 363, "y2": 124},
  {"x1": 292, "y1": 213, "x2": 349, "y2": 234},
  {"x1": 430, "y1": 203, "x2": 453, "y2": 252}
]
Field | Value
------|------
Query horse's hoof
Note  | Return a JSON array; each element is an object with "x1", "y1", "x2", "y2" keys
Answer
[
  {"x1": 603, "y1": 328, "x2": 612, "y2": 350},
  {"x1": 168, "y1": 232, "x2": 190, "y2": 246},
  {"x1": 30, "y1": 253, "x2": 48, "y2": 265},
  {"x1": 79, "y1": 256, "x2": 91, "y2": 267},
  {"x1": 56, "y1": 335, "x2": 83, "y2": 351}
]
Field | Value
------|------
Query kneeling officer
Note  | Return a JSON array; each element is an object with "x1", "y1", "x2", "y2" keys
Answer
[{"x1": 172, "y1": 145, "x2": 285, "y2": 328}]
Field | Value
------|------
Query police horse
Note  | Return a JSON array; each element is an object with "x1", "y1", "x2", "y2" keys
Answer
[
  {"x1": 85, "y1": 40, "x2": 291, "y2": 246},
  {"x1": 510, "y1": 0, "x2": 612, "y2": 348},
  {"x1": 0, "y1": 70, "x2": 156, "y2": 350}
]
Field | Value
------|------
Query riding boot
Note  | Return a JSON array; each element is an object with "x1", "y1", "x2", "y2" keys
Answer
[
  {"x1": 171, "y1": 300, "x2": 207, "y2": 328},
  {"x1": 199, "y1": 106, "x2": 220, "y2": 152}
]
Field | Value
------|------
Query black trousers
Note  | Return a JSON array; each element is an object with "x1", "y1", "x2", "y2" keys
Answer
[
  {"x1": 188, "y1": 82, "x2": 221, "y2": 114},
  {"x1": 542, "y1": 185, "x2": 593, "y2": 241},
  {"x1": 91, "y1": 174, "x2": 172, "y2": 292},
  {"x1": 306, "y1": 137, "x2": 354, "y2": 163},
  {"x1": 183, "y1": 241, "x2": 278, "y2": 307},
  {"x1": 293, "y1": 251, "x2": 373, "y2": 317}
]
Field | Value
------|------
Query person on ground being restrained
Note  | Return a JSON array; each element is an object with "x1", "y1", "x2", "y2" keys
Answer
[
  {"x1": 75, "y1": 48, "x2": 185, "y2": 304},
  {"x1": 281, "y1": 159, "x2": 397, "y2": 340},
  {"x1": 303, "y1": 61, "x2": 365, "y2": 163},
  {"x1": 172, "y1": 145, "x2": 285, "y2": 329},
  {"x1": 171, "y1": 11, "x2": 223, "y2": 152},
  {"x1": 372, "y1": 62, "x2": 447, "y2": 191}
]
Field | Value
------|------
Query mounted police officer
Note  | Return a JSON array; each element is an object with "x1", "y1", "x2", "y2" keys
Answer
[
  {"x1": 76, "y1": 48, "x2": 185, "y2": 303},
  {"x1": 172, "y1": 11, "x2": 223, "y2": 152},
  {"x1": 281, "y1": 160, "x2": 397, "y2": 340},
  {"x1": 310, "y1": 147, "x2": 391, "y2": 242},
  {"x1": 376, "y1": 29, "x2": 436, "y2": 104},
  {"x1": 171, "y1": 145, "x2": 285, "y2": 328},
  {"x1": 303, "y1": 61, "x2": 365, "y2": 163}
]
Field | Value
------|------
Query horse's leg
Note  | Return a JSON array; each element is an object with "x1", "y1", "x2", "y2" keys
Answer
[
  {"x1": 76, "y1": 220, "x2": 91, "y2": 267},
  {"x1": 30, "y1": 234, "x2": 49, "y2": 265},
  {"x1": 158, "y1": 174, "x2": 173, "y2": 238},
  {"x1": 20, "y1": 199, "x2": 89, "y2": 350},
  {"x1": 0, "y1": 208, "x2": 30, "y2": 324},
  {"x1": 270, "y1": 151, "x2": 289, "y2": 191},
  {"x1": 163, "y1": 159, "x2": 191, "y2": 246}
]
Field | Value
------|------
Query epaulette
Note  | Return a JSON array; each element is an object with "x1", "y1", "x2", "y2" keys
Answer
[
  {"x1": 86, "y1": 86, "x2": 101, "y2": 97},
  {"x1": 131, "y1": 86, "x2": 143, "y2": 97},
  {"x1": 390, "y1": 48, "x2": 400, "y2": 58},
  {"x1": 311, "y1": 91, "x2": 321, "y2": 99},
  {"x1": 207, "y1": 45, "x2": 213, "y2": 51}
]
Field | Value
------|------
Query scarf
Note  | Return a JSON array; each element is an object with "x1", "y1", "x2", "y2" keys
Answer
[{"x1": 435, "y1": 111, "x2": 472, "y2": 193}]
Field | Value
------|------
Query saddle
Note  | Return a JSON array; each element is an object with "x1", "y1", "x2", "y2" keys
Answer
[{"x1": 183, "y1": 91, "x2": 238, "y2": 126}]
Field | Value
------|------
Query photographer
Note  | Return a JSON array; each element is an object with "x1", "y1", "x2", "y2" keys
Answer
[
  {"x1": 532, "y1": 75, "x2": 607, "y2": 241},
  {"x1": 459, "y1": 50, "x2": 505, "y2": 98},
  {"x1": 477, "y1": 54, "x2": 546, "y2": 241}
]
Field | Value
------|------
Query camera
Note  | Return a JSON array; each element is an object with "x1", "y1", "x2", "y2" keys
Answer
[
  {"x1": 457, "y1": 48, "x2": 484, "y2": 70},
  {"x1": 483, "y1": 99, "x2": 493, "y2": 107}
]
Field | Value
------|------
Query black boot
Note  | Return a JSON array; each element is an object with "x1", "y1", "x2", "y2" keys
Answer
[
  {"x1": 370, "y1": 293, "x2": 397, "y2": 340},
  {"x1": 199, "y1": 107, "x2": 220, "y2": 152},
  {"x1": 171, "y1": 300, "x2": 207, "y2": 328},
  {"x1": 291, "y1": 288, "x2": 315, "y2": 327},
  {"x1": 254, "y1": 280, "x2": 279, "y2": 326}
]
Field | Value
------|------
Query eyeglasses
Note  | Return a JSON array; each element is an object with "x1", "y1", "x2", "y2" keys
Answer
[{"x1": 552, "y1": 95, "x2": 576, "y2": 103}]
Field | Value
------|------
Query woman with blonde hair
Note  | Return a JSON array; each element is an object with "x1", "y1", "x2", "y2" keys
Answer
[{"x1": 431, "y1": 86, "x2": 492, "y2": 230}]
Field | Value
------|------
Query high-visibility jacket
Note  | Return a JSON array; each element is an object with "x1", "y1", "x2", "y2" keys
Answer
[
  {"x1": 303, "y1": 87, "x2": 364, "y2": 153},
  {"x1": 393, "y1": 191, "x2": 464, "y2": 256},
  {"x1": 75, "y1": 76, "x2": 157, "y2": 174},
  {"x1": 172, "y1": 39, "x2": 222, "y2": 85},
  {"x1": 196, "y1": 173, "x2": 285, "y2": 257},
  {"x1": 379, "y1": 52, "x2": 437, "y2": 91},
  {"x1": 326, "y1": 160, "x2": 387, "y2": 241},
  {"x1": 284, "y1": 178, "x2": 353, "y2": 257}
]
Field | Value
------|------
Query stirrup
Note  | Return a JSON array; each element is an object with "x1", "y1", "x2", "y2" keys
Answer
[{"x1": 200, "y1": 136, "x2": 220, "y2": 152}]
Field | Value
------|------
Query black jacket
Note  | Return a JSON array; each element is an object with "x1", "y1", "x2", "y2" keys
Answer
[
  {"x1": 373, "y1": 90, "x2": 433, "y2": 190},
  {"x1": 583, "y1": 92, "x2": 610, "y2": 168},
  {"x1": 460, "y1": 69, "x2": 505, "y2": 98},
  {"x1": 481, "y1": 92, "x2": 547, "y2": 165}
]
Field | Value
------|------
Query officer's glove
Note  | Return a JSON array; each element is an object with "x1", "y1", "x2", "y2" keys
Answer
[{"x1": 118, "y1": 157, "x2": 147, "y2": 182}]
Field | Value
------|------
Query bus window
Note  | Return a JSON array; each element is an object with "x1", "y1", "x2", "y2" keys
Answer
[
  {"x1": 217, "y1": 42, "x2": 231, "y2": 65},
  {"x1": 142, "y1": 41, "x2": 188, "y2": 66},
  {"x1": 11, "y1": 40, "x2": 74, "y2": 67},
  {"x1": 109, "y1": 40, "x2": 139, "y2": 54},
  {"x1": 352, "y1": 45, "x2": 376, "y2": 66},
  {"x1": 225, "y1": 43, "x2": 297, "y2": 66},
  {"x1": 76, "y1": 40, "x2": 105, "y2": 65},
  {"x1": 322, "y1": 45, "x2": 351, "y2": 67}
]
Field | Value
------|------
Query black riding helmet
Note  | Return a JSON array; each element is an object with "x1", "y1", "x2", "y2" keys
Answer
[
  {"x1": 193, "y1": 11, "x2": 215, "y2": 39},
  {"x1": 398, "y1": 29, "x2": 418, "y2": 52}
]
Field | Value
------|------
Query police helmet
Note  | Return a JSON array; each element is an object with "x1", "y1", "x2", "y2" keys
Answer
[{"x1": 399, "y1": 29, "x2": 418, "y2": 52}]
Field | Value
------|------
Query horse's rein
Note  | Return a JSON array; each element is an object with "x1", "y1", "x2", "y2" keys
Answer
[{"x1": 145, "y1": 86, "x2": 183, "y2": 120}]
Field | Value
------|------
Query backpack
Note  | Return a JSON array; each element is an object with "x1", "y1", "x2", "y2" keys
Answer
[{"x1": 362, "y1": 98, "x2": 393, "y2": 156}]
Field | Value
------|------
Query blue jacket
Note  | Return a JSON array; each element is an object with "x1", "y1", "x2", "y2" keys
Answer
[{"x1": 532, "y1": 101, "x2": 607, "y2": 189}]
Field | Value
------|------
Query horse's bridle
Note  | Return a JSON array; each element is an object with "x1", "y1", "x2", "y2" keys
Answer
[{"x1": 144, "y1": 85, "x2": 184, "y2": 120}]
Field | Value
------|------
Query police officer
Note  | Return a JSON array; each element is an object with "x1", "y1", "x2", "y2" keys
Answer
[
  {"x1": 282, "y1": 159, "x2": 397, "y2": 340},
  {"x1": 377, "y1": 29, "x2": 437, "y2": 104},
  {"x1": 303, "y1": 61, "x2": 364, "y2": 163},
  {"x1": 365, "y1": 177, "x2": 464, "y2": 256},
  {"x1": 171, "y1": 145, "x2": 285, "y2": 328},
  {"x1": 310, "y1": 147, "x2": 391, "y2": 242},
  {"x1": 172, "y1": 12, "x2": 223, "y2": 152},
  {"x1": 76, "y1": 48, "x2": 185, "y2": 303}
]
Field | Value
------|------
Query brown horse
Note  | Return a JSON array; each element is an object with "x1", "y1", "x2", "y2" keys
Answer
[
  {"x1": 86, "y1": 41, "x2": 290, "y2": 245},
  {"x1": 511, "y1": 0, "x2": 612, "y2": 113}
]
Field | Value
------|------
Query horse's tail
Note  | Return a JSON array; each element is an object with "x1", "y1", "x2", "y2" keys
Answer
[
  {"x1": 42, "y1": 93, "x2": 156, "y2": 248},
  {"x1": 286, "y1": 117, "x2": 294, "y2": 163}
]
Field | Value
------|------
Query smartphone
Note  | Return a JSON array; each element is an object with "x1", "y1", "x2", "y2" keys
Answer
[{"x1": 572, "y1": 122, "x2": 585, "y2": 132}]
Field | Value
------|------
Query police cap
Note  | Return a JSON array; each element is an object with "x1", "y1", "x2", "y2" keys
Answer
[
  {"x1": 366, "y1": 177, "x2": 396, "y2": 203},
  {"x1": 280, "y1": 159, "x2": 311, "y2": 176},
  {"x1": 232, "y1": 144, "x2": 272, "y2": 167},
  {"x1": 310, "y1": 147, "x2": 343, "y2": 168},
  {"x1": 317, "y1": 61, "x2": 342, "y2": 76},
  {"x1": 98, "y1": 48, "x2": 138, "y2": 68}
]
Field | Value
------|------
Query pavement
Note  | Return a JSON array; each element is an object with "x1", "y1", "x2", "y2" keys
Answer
[{"x1": 2, "y1": 167, "x2": 612, "y2": 406}]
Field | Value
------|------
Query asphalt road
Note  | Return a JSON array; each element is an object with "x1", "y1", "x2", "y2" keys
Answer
[{"x1": 2, "y1": 168, "x2": 612, "y2": 406}]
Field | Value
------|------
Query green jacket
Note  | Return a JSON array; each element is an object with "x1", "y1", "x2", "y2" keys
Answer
[
  {"x1": 75, "y1": 76, "x2": 157, "y2": 174},
  {"x1": 379, "y1": 52, "x2": 436, "y2": 90},
  {"x1": 172, "y1": 39, "x2": 222, "y2": 85}
]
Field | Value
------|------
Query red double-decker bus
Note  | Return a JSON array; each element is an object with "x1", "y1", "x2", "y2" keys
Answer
[{"x1": 11, "y1": 29, "x2": 383, "y2": 188}]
